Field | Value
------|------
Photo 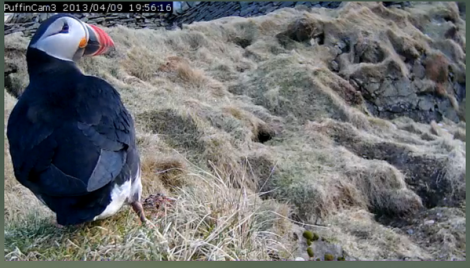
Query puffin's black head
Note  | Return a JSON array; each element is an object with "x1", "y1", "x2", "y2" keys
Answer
[{"x1": 28, "y1": 14, "x2": 115, "y2": 62}]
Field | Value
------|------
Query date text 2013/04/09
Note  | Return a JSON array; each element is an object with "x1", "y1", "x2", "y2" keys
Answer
[{"x1": 3, "y1": 2, "x2": 175, "y2": 13}]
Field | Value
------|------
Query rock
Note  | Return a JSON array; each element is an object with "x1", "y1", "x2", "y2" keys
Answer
[
  {"x1": 382, "y1": 2, "x2": 411, "y2": 9},
  {"x1": 261, "y1": 4, "x2": 280, "y2": 14},
  {"x1": 240, "y1": 6, "x2": 259, "y2": 17},
  {"x1": 279, "y1": 2, "x2": 296, "y2": 8},
  {"x1": 354, "y1": 40, "x2": 386, "y2": 64},
  {"x1": 187, "y1": 2, "x2": 201, "y2": 8},
  {"x1": 239, "y1": 1, "x2": 252, "y2": 10},
  {"x1": 329, "y1": 61, "x2": 339, "y2": 72},
  {"x1": 324, "y1": 2, "x2": 343, "y2": 8},
  {"x1": 417, "y1": 98, "x2": 435, "y2": 111},
  {"x1": 181, "y1": 2, "x2": 190, "y2": 12},
  {"x1": 279, "y1": 17, "x2": 324, "y2": 43},
  {"x1": 5, "y1": 15, "x2": 14, "y2": 23},
  {"x1": 167, "y1": 1, "x2": 342, "y2": 26},
  {"x1": 412, "y1": 61, "x2": 426, "y2": 79},
  {"x1": 4, "y1": 62, "x2": 18, "y2": 76},
  {"x1": 424, "y1": 220, "x2": 435, "y2": 225}
]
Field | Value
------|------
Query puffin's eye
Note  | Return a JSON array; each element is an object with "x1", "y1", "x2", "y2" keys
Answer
[{"x1": 59, "y1": 23, "x2": 69, "y2": 34}]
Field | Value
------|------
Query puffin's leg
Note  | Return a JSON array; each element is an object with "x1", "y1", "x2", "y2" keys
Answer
[
  {"x1": 130, "y1": 201, "x2": 147, "y2": 223},
  {"x1": 130, "y1": 201, "x2": 156, "y2": 228}
]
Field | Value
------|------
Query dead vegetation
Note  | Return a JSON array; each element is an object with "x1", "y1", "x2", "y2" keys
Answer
[{"x1": 4, "y1": 2, "x2": 466, "y2": 261}]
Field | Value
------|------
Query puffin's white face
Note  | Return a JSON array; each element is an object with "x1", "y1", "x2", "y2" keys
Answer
[{"x1": 29, "y1": 16, "x2": 115, "y2": 62}]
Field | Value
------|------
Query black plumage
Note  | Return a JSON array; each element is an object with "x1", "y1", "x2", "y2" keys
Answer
[{"x1": 7, "y1": 14, "x2": 147, "y2": 226}]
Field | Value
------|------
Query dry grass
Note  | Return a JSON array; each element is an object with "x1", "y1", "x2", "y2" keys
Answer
[
  {"x1": 4, "y1": 164, "x2": 296, "y2": 261},
  {"x1": 4, "y1": 1, "x2": 466, "y2": 261}
]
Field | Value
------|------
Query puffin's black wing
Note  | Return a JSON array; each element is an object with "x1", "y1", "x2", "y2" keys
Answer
[
  {"x1": 75, "y1": 76, "x2": 136, "y2": 192},
  {"x1": 7, "y1": 76, "x2": 136, "y2": 197}
]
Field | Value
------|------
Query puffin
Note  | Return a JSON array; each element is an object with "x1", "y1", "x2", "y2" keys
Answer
[{"x1": 7, "y1": 14, "x2": 151, "y2": 227}]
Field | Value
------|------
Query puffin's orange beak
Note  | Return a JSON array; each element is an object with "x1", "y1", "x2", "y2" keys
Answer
[{"x1": 83, "y1": 23, "x2": 115, "y2": 56}]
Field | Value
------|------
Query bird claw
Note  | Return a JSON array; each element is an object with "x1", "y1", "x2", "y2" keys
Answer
[
  {"x1": 131, "y1": 193, "x2": 177, "y2": 228},
  {"x1": 143, "y1": 193, "x2": 176, "y2": 210}
]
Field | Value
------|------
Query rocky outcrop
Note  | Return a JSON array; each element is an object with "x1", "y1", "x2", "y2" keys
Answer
[{"x1": 166, "y1": 1, "x2": 343, "y2": 26}]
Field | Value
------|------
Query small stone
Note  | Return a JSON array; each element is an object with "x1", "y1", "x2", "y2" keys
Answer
[
  {"x1": 295, "y1": 257, "x2": 305, "y2": 261},
  {"x1": 418, "y1": 99, "x2": 434, "y2": 111},
  {"x1": 412, "y1": 62, "x2": 426, "y2": 79},
  {"x1": 23, "y1": 22, "x2": 35, "y2": 27},
  {"x1": 424, "y1": 220, "x2": 435, "y2": 225},
  {"x1": 349, "y1": 79, "x2": 359, "y2": 89}
]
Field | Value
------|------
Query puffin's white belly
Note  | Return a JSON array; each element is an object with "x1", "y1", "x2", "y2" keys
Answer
[
  {"x1": 93, "y1": 180, "x2": 132, "y2": 220},
  {"x1": 93, "y1": 168, "x2": 143, "y2": 221}
]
